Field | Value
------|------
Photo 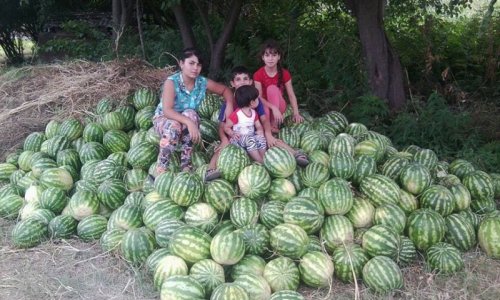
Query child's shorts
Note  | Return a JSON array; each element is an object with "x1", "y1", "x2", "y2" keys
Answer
[{"x1": 230, "y1": 134, "x2": 267, "y2": 152}]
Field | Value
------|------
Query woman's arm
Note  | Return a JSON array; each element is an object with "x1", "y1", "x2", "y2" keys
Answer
[
  {"x1": 284, "y1": 80, "x2": 304, "y2": 123},
  {"x1": 207, "y1": 79, "x2": 234, "y2": 120},
  {"x1": 223, "y1": 119, "x2": 235, "y2": 138},
  {"x1": 161, "y1": 80, "x2": 201, "y2": 143}
]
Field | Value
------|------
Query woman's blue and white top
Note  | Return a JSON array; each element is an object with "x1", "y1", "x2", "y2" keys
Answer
[{"x1": 155, "y1": 71, "x2": 208, "y2": 116}]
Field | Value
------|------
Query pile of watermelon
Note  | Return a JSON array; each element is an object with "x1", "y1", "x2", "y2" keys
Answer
[{"x1": 0, "y1": 87, "x2": 499, "y2": 299}]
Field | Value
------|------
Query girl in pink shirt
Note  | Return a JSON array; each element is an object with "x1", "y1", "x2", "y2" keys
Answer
[{"x1": 253, "y1": 39, "x2": 304, "y2": 132}]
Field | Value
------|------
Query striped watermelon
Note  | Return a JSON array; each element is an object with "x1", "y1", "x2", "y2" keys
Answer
[
  {"x1": 95, "y1": 98, "x2": 114, "y2": 115},
  {"x1": 133, "y1": 88, "x2": 158, "y2": 110},
  {"x1": 346, "y1": 196, "x2": 375, "y2": 228},
  {"x1": 407, "y1": 209, "x2": 446, "y2": 251},
  {"x1": 263, "y1": 256, "x2": 300, "y2": 292},
  {"x1": 153, "y1": 170, "x2": 175, "y2": 198},
  {"x1": 449, "y1": 184, "x2": 471, "y2": 212},
  {"x1": 0, "y1": 194, "x2": 24, "y2": 219},
  {"x1": 268, "y1": 178, "x2": 296, "y2": 202},
  {"x1": 44, "y1": 119, "x2": 61, "y2": 139},
  {"x1": 236, "y1": 224, "x2": 270, "y2": 256},
  {"x1": 31, "y1": 157, "x2": 58, "y2": 178},
  {"x1": 56, "y1": 149, "x2": 81, "y2": 170},
  {"x1": 332, "y1": 244, "x2": 369, "y2": 283},
  {"x1": 230, "y1": 197, "x2": 259, "y2": 228},
  {"x1": 79, "y1": 142, "x2": 108, "y2": 164},
  {"x1": 396, "y1": 236, "x2": 417, "y2": 267},
  {"x1": 425, "y1": 242, "x2": 464, "y2": 274},
  {"x1": 300, "y1": 130, "x2": 323, "y2": 153},
  {"x1": 237, "y1": 164, "x2": 271, "y2": 200},
  {"x1": 40, "y1": 167, "x2": 74, "y2": 191},
  {"x1": 351, "y1": 155, "x2": 377, "y2": 187},
  {"x1": 155, "y1": 218, "x2": 185, "y2": 247},
  {"x1": 100, "y1": 228, "x2": 126, "y2": 252},
  {"x1": 419, "y1": 185, "x2": 455, "y2": 216},
  {"x1": 298, "y1": 251, "x2": 334, "y2": 287},
  {"x1": 169, "y1": 226, "x2": 212, "y2": 264},
  {"x1": 300, "y1": 162, "x2": 329, "y2": 188},
  {"x1": 279, "y1": 127, "x2": 301, "y2": 149},
  {"x1": 399, "y1": 162, "x2": 432, "y2": 195},
  {"x1": 270, "y1": 223, "x2": 309, "y2": 259},
  {"x1": 444, "y1": 213, "x2": 476, "y2": 251},
  {"x1": 324, "y1": 111, "x2": 348, "y2": 133},
  {"x1": 362, "y1": 256, "x2": 403, "y2": 293},
  {"x1": 234, "y1": 275, "x2": 272, "y2": 300},
  {"x1": 153, "y1": 256, "x2": 189, "y2": 291},
  {"x1": 103, "y1": 129, "x2": 130, "y2": 153},
  {"x1": 143, "y1": 200, "x2": 184, "y2": 231},
  {"x1": 308, "y1": 150, "x2": 330, "y2": 167},
  {"x1": 374, "y1": 204, "x2": 407, "y2": 234},
  {"x1": 217, "y1": 144, "x2": 251, "y2": 182},
  {"x1": 360, "y1": 174, "x2": 400, "y2": 207},
  {"x1": 67, "y1": 190, "x2": 100, "y2": 221},
  {"x1": 413, "y1": 148, "x2": 438, "y2": 170},
  {"x1": 283, "y1": 196, "x2": 324, "y2": 234},
  {"x1": 11, "y1": 217, "x2": 48, "y2": 248},
  {"x1": 121, "y1": 227, "x2": 157, "y2": 264},
  {"x1": 318, "y1": 178, "x2": 353, "y2": 215},
  {"x1": 48, "y1": 215, "x2": 78, "y2": 239},
  {"x1": 231, "y1": 254, "x2": 266, "y2": 280},
  {"x1": 204, "y1": 178, "x2": 236, "y2": 213},
  {"x1": 76, "y1": 214, "x2": 108, "y2": 242},
  {"x1": 320, "y1": 215, "x2": 354, "y2": 251},
  {"x1": 185, "y1": 202, "x2": 219, "y2": 233},
  {"x1": 59, "y1": 118, "x2": 84, "y2": 141},
  {"x1": 115, "y1": 106, "x2": 136, "y2": 131},
  {"x1": 197, "y1": 93, "x2": 222, "y2": 119},
  {"x1": 82, "y1": 122, "x2": 105, "y2": 143},
  {"x1": 39, "y1": 187, "x2": 68, "y2": 214},
  {"x1": 210, "y1": 231, "x2": 246, "y2": 265},
  {"x1": 329, "y1": 152, "x2": 355, "y2": 179},
  {"x1": 211, "y1": 283, "x2": 249, "y2": 300},
  {"x1": 169, "y1": 172, "x2": 204, "y2": 207},
  {"x1": 199, "y1": 119, "x2": 219, "y2": 144},
  {"x1": 160, "y1": 275, "x2": 205, "y2": 300},
  {"x1": 449, "y1": 159, "x2": 475, "y2": 179},
  {"x1": 297, "y1": 187, "x2": 318, "y2": 200},
  {"x1": 259, "y1": 201, "x2": 285, "y2": 229},
  {"x1": 41, "y1": 136, "x2": 72, "y2": 158},
  {"x1": 346, "y1": 122, "x2": 368, "y2": 138},
  {"x1": 263, "y1": 146, "x2": 296, "y2": 178},
  {"x1": 397, "y1": 189, "x2": 418, "y2": 215},
  {"x1": 462, "y1": 170, "x2": 495, "y2": 201},
  {"x1": 145, "y1": 248, "x2": 171, "y2": 274},
  {"x1": 101, "y1": 111, "x2": 126, "y2": 131},
  {"x1": 124, "y1": 168, "x2": 148, "y2": 192},
  {"x1": 477, "y1": 215, "x2": 500, "y2": 259},
  {"x1": 97, "y1": 178, "x2": 128, "y2": 209},
  {"x1": 127, "y1": 141, "x2": 158, "y2": 170},
  {"x1": 189, "y1": 259, "x2": 225, "y2": 296},
  {"x1": 107, "y1": 204, "x2": 143, "y2": 230},
  {"x1": 23, "y1": 132, "x2": 46, "y2": 152},
  {"x1": 328, "y1": 133, "x2": 355, "y2": 156},
  {"x1": 269, "y1": 290, "x2": 304, "y2": 300},
  {"x1": 354, "y1": 139, "x2": 384, "y2": 162},
  {"x1": 362, "y1": 225, "x2": 401, "y2": 259},
  {"x1": 134, "y1": 106, "x2": 155, "y2": 130}
]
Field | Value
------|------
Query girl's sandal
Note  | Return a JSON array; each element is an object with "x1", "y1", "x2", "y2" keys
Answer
[{"x1": 294, "y1": 152, "x2": 309, "y2": 167}]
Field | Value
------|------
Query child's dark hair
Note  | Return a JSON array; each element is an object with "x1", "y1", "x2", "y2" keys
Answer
[
  {"x1": 180, "y1": 47, "x2": 204, "y2": 65},
  {"x1": 230, "y1": 66, "x2": 251, "y2": 81},
  {"x1": 259, "y1": 39, "x2": 283, "y2": 89},
  {"x1": 235, "y1": 85, "x2": 259, "y2": 108}
]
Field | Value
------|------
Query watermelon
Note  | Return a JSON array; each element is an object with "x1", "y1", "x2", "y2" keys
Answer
[
  {"x1": 351, "y1": 155, "x2": 377, "y2": 187},
  {"x1": 39, "y1": 187, "x2": 68, "y2": 214},
  {"x1": 100, "y1": 228, "x2": 126, "y2": 252},
  {"x1": 154, "y1": 257, "x2": 189, "y2": 291},
  {"x1": 23, "y1": 132, "x2": 46, "y2": 152},
  {"x1": 121, "y1": 227, "x2": 157, "y2": 264},
  {"x1": 237, "y1": 164, "x2": 271, "y2": 199},
  {"x1": 362, "y1": 225, "x2": 401, "y2": 259},
  {"x1": 407, "y1": 209, "x2": 446, "y2": 251},
  {"x1": 217, "y1": 144, "x2": 251, "y2": 182},
  {"x1": 263, "y1": 146, "x2": 297, "y2": 178},
  {"x1": 260, "y1": 201, "x2": 285, "y2": 229},
  {"x1": 263, "y1": 256, "x2": 300, "y2": 292},
  {"x1": 362, "y1": 256, "x2": 403, "y2": 293},
  {"x1": 11, "y1": 217, "x2": 48, "y2": 248},
  {"x1": 328, "y1": 133, "x2": 355, "y2": 156},
  {"x1": 56, "y1": 149, "x2": 81, "y2": 170},
  {"x1": 449, "y1": 159, "x2": 475, "y2": 179},
  {"x1": 230, "y1": 197, "x2": 259, "y2": 228},
  {"x1": 211, "y1": 283, "x2": 249, "y2": 300},
  {"x1": 169, "y1": 226, "x2": 212, "y2": 264},
  {"x1": 107, "y1": 204, "x2": 143, "y2": 230},
  {"x1": 126, "y1": 141, "x2": 158, "y2": 170},
  {"x1": 169, "y1": 172, "x2": 204, "y2": 207},
  {"x1": 426, "y1": 242, "x2": 464, "y2": 274},
  {"x1": 463, "y1": 170, "x2": 495, "y2": 201},
  {"x1": 184, "y1": 202, "x2": 219, "y2": 233},
  {"x1": 298, "y1": 251, "x2": 334, "y2": 287},
  {"x1": 234, "y1": 274, "x2": 272, "y2": 300},
  {"x1": 231, "y1": 255, "x2": 266, "y2": 280},
  {"x1": 101, "y1": 111, "x2": 126, "y2": 131},
  {"x1": 235, "y1": 224, "x2": 270, "y2": 256},
  {"x1": 283, "y1": 196, "x2": 324, "y2": 234},
  {"x1": 76, "y1": 214, "x2": 108, "y2": 242},
  {"x1": 134, "y1": 106, "x2": 155, "y2": 130},
  {"x1": 317, "y1": 178, "x2": 353, "y2": 215},
  {"x1": 103, "y1": 129, "x2": 130, "y2": 153},
  {"x1": 59, "y1": 118, "x2": 84, "y2": 141},
  {"x1": 269, "y1": 290, "x2": 304, "y2": 300},
  {"x1": 396, "y1": 236, "x2": 417, "y2": 267},
  {"x1": 133, "y1": 88, "x2": 158, "y2": 110},
  {"x1": 444, "y1": 213, "x2": 476, "y2": 251},
  {"x1": 48, "y1": 215, "x2": 78, "y2": 239},
  {"x1": 82, "y1": 122, "x2": 105, "y2": 143},
  {"x1": 345, "y1": 196, "x2": 375, "y2": 228},
  {"x1": 329, "y1": 151, "x2": 355, "y2": 179},
  {"x1": 79, "y1": 142, "x2": 108, "y2": 164},
  {"x1": 419, "y1": 185, "x2": 455, "y2": 216},
  {"x1": 204, "y1": 178, "x2": 236, "y2": 213},
  {"x1": 413, "y1": 148, "x2": 438, "y2": 170},
  {"x1": 374, "y1": 204, "x2": 407, "y2": 234},
  {"x1": 270, "y1": 223, "x2": 309, "y2": 259},
  {"x1": 477, "y1": 215, "x2": 500, "y2": 259},
  {"x1": 300, "y1": 162, "x2": 329, "y2": 188},
  {"x1": 268, "y1": 178, "x2": 296, "y2": 202},
  {"x1": 143, "y1": 199, "x2": 184, "y2": 231},
  {"x1": 145, "y1": 248, "x2": 172, "y2": 274},
  {"x1": 399, "y1": 162, "x2": 432, "y2": 195},
  {"x1": 190, "y1": 259, "x2": 225, "y2": 296},
  {"x1": 332, "y1": 244, "x2": 369, "y2": 283},
  {"x1": 320, "y1": 215, "x2": 354, "y2": 252},
  {"x1": 449, "y1": 184, "x2": 471, "y2": 212},
  {"x1": 160, "y1": 275, "x2": 205, "y2": 300},
  {"x1": 0, "y1": 194, "x2": 24, "y2": 219},
  {"x1": 359, "y1": 174, "x2": 400, "y2": 207},
  {"x1": 44, "y1": 120, "x2": 61, "y2": 139},
  {"x1": 155, "y1": 218, "x2": 185, "y2": 248},
  {"x1": 67, "y1": 190, "x2": 100, "y2": 221},
  {"x1": 95, "y1": 98, "x2": 114, "y2": 115}
]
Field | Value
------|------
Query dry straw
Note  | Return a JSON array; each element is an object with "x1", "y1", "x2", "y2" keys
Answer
[{"x1": 0, "y1": 59, "x2": 173, "y2": 160}]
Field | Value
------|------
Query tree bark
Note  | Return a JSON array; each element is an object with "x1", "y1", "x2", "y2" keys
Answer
[
  {"x1": 345, "y1": 0, "x2": 406, "y2": 111},
  {"x1": 172, "y1": 3, "x2": 196, "y2": 49},
  {"x1": 208, "y1": 0, "x2": 243, "y2": 79}
]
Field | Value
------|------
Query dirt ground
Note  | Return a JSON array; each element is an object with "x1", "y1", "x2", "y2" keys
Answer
[{"x1": 1, "y1": 60, "x2": 499, "y2": 300}]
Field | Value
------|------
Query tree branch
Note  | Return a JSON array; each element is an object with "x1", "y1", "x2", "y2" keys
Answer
[
  {"x1": 171, "y1": 3, "x2": 196, "y2": 48},
  {"x1": 193, "y1": 0, "x2": 214, "y2": 53}
]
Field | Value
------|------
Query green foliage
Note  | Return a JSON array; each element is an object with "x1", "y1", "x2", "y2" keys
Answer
[
  {"x1": 345, "y1": 94, "x2": 390, "y2": 128},
  {"x1": 381, "y1": 92, "x2": 498, "y2": 172},
  {"x1": 38, "y1": 20, "x2": 112, "y2": 60}
]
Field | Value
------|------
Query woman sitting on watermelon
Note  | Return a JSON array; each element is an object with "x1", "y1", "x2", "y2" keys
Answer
[{"x1": 153, "y1": 48, "x2": 234, "y2": 176}]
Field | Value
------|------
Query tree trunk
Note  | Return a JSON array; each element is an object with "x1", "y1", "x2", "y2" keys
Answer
[
  {"x1": 172, "y1": 4, "x2": 196, "y2": 49},
  {"x1": 208, "y1": 0, "x2": 243, "y2": 79},
  {"x1": 345, "y1": 0, "x2": 406, "y2": 111}
]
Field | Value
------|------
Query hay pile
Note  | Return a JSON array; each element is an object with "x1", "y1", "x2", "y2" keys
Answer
[{"x1": 0, "y1": 59, "x2": 172, "y2": 160}]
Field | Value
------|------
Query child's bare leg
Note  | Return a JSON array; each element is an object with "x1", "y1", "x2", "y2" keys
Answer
[{"x1": 247, "y1": 150, "x2": 264, "y2": 163}]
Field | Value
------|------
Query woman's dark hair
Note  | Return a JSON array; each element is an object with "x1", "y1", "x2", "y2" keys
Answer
[
  {"x1": 259, "y1": 39, "x2": 283, "y2": 89},
  {"x1": 235, "y1": 85, "x2": 259, "y2": 108},
  {"x1": 180, "y1": 47, "x2": 204, "y2": 65}
]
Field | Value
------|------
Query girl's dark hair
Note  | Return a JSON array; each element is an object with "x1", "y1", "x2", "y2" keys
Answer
[
  {"x1": 180, "y1": 47, "x2": 204, "y2": 65},
  {"x1": 259, "y1": 39, "x2": 283, "y2": 89},
  {"x1": 235, "y1": 85, "x2": 259, "y2": 108}
]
